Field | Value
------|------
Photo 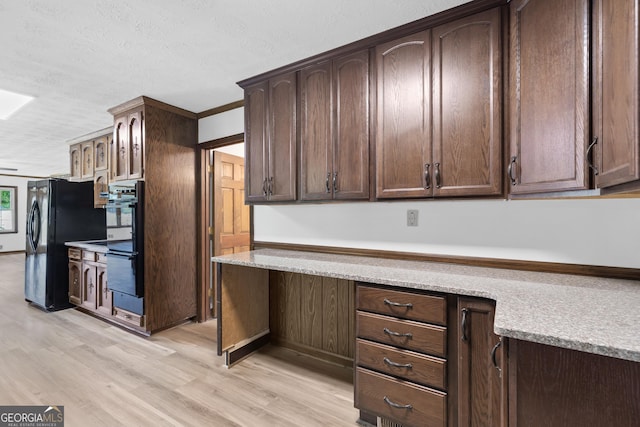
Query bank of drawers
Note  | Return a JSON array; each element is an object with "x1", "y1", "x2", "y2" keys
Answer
[{"x1": 355, "y1": 283, "x2": 447, "y2": 427}]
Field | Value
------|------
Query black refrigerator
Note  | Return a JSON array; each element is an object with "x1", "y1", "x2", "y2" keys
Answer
[{"x1": 24, "y1": 179, "x2": 106, "y2": 311}]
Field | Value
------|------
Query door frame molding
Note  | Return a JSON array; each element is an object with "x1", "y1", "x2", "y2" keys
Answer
[{"x1": 197, "y1": 132, "x2": 246, "y2": 322}]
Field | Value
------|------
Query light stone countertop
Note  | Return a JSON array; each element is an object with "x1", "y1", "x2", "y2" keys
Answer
[
  {"x1": 212, "y1": 248, "x2": 640, "y2": 363},
  {"x1": 65, "y1": 240, "x2": 109, "y2": 253}
]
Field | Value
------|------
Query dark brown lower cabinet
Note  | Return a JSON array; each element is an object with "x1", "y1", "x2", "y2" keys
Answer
[{"x1": 509, "y1": 340, "x2": 640, "y2": 427}]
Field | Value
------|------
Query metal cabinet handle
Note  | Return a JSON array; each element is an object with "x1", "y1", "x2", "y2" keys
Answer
[
  {"x1": 461, "y1": 308, "x2": 469, "y2": 341},
  {"x1": 383, "y1": 357, "x2": 413, "y2": 369},
  {"x1": 383, "y1": 396, "x2": 413, "y2": 410},
  {"x1": 424, "y1": 164, "x2": 431, "y2": 189},
  {"x1": 262, "y1": 178, "x2": 268, "y2": 196},
  {"x1": 268, "y1": 177, "x2": 274, "y2": 195},
  {"x1": 383, "y1": 298, "x2": 413, "y2": 309},
  {"x1": 491, "y1": 338, "x2": 503, "y2": 378},
  {"x1": 333, "y1": 172, "x2": 338, "y2": 193},
  {"x1": 383, "y1": 327, "x2": 413, "y2": 339},
  {"x1": 508, "y1": 156, "x2": 517, "y2": 186},
  {"x1": 325, "y1": 172, "x2": 331, "y2": 193},
  {"x1": 587, "y1": 137, "x2": 599, "y2": 176},
  {"x1": 435, "y1": 162, "x2": 442, "y2": 188}
]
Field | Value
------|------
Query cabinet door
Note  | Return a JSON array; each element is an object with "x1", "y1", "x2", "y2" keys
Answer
[
  {"x1": 457, "y1": 298, "x2": 506, "y2": 427},
  {"x1": 509, "y1": 0, "x2": 589, "y2": 194},
  {"x1": 111, "y1": 115, "x2": 129, "y2": 181},
  {"x1": 592, "y1": 0, "x2": 640, "y2": 188},
  {"x1": 334, "y1": 50, "x2": 370, "y2": 200},
  {"x1": 432, "y1": 8, "x2": 502, "y2": 197},
  {"x1": 376, "y1": 31, "x2": 432, "y2": 199},
  {"x1": 93, "y1": 170, "x2": 108, "y2": 208},
  {"x1": 268, "y1": 72, "x2": 297, "y2": 201},
  {"x1": 82, "y1": 263, "x2": 97, "y2": 310},
  {"x1": 244, "y1": 82, "x2": 269, "y2": 202},
  {"x1": 96, "y1": 265, "x2": 112, "y2": 315},
  {"x1": 81, "y1": 141, "x2": 94, "y2": 180},
  {"x1": 299, "y1": 61, "x2": 333, "y2": 201},
  {"x1": 68, "y1": 260, "x2": 82, "y2": 305},
  {"x1": 94, "y1": 135, "x2": 109, "y2": 171},
  {"x1": 128, "y1": 110, "x2": 144, "y2": 180},
  {"x1": 69, "y1": 143, "x2": 82, "y2": 180}
]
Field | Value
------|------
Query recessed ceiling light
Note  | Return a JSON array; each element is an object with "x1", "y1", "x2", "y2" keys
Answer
[{"x1": 0, "y1": 88, "x2": 34, "y2": 120}]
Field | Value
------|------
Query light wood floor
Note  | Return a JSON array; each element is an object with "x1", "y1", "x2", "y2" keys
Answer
[{"x1": 0, "y1": 253, "x2": 359, "y2": 426}]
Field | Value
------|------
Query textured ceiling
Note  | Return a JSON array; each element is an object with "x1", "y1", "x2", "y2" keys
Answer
[{"x1": 0, "y1": 0, "x2": 466, "y2": 177}]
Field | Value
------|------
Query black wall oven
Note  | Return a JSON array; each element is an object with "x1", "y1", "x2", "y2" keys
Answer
[{"x1": 106, "y1": 180, "x2": 144, "y2": 314}]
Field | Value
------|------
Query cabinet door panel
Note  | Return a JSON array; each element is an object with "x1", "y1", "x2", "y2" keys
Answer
[
  {"x1": 457, "y1": 298, "x2": 506, "y2": 427},
  {"x1": 81, "y1": 141, "x2": 94, "y2": 180},
  {"x1": 128, "y1": 110, "x2": 144, "y2": 180},
  {"x1": 433, "y1": 8, "x2": 502, "y2": 197},
  {"x1": 68, "y1": 260, "x2": 82, "y2": 305},
  {"x1": 245, "y1": 82, "x2": 269, "y2": 202},
  {"x1": 510, "y1": 0, "x2": 589, "y2": 193},
  {"x1": 376, "y1": 31, "x2": 432, "y2": 199},
  {"x1": 111, "y1": 116, "x2": 128, "y2": 181},
  {"x1": 300, "y1": 62, "x2": 333, "y2": 200},
  {"x1": 82, "y1": 264, "x2": 97, "y2": 310},
  {"x1": 94, "y1": 136, "x2": 109, "y2": 171},
  {"x1": 69, "y1": 144, "x2": 82, "y2": 180},
  {"x1": 593, "y1": 0, "x2": 640, "y2": 188},
  {"x1": 268, "y1": 72, "x2": 297, "y2": 201},
  {"x1": 334, "y1": 50, "x2": 370, "y2": 200}
]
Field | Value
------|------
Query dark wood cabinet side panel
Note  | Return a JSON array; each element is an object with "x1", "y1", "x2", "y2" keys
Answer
[
  {"x1": 511, "y1": 340, "x2": 640, "y2": 427},
  {"x1": 300, "y1": 62, "x2": 333, "y2": 200},
  {"x1": 143, "y1": 106, "x2": 197, "y2": 331},
  {"x1": 334, "y1": 50, "x2": 370, "y2": 200},
  {"x1": 432, "y1": 8, "x2": 502, "y2": 197},
  {"x1": 270, "y1": 272, "x2": 354, "y2": 361},
  {"x1": 376, "y1": 30, "x2": 432, "y2": 199}
]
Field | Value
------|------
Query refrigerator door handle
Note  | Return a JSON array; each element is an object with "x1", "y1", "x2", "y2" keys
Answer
[{"x1": 28, "y1": 201, "x2": 41, "y2": 252}]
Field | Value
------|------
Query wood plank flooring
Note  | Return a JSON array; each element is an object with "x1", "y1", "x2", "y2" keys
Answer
[{"x1": 0, "y1": 253, "x2": 358, "y2": 426}]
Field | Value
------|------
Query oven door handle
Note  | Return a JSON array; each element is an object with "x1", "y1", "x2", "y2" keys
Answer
[{"x1": 108, "y1": 251, "x2": 137, "y2": 260}]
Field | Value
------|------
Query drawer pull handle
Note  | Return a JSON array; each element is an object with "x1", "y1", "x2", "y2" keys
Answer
[
  {"x1": 383, "y1": 357, "x2": 413, "y2": 369},
  {"x1": 383, "y1": 328, "x2": 413, "y2": 339},
  {"x1": 383, "y1": 298, "x2": 413, "y2": 309},
  {"x1": 383, "y1": 396, "x2": 413, "y2": 410}
]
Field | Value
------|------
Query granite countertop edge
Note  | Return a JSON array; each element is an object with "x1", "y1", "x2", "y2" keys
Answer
[{"x1": 212, "y1": 248, "x2": 640, "y2": 363}]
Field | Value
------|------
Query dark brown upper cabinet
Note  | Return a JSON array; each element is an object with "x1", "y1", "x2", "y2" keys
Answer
[
  {"x1": 432, "y1": 7, "x2": 503, "y2": 197},
  {"x1": 375, "y1": 30, "x2": 432, "y2": 199},
  {"x1": 508, "y1": 0, "x2": 590, "y2": 194},
  {"x1": 244, "y1": 72, "x2": 297, "y2": 203},
  {"x1": 592, "y1": 0, "x2": 640, "y2": 190},
  {"x1": 299, "y1": 50, "x2": 370, "y2": 201},
  {"x1": 376, "y1": 8, "x2": 503, "y2": 200}
]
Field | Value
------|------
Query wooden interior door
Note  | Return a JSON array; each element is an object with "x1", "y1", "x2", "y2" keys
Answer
[{"x1": 213, "y1": 151, "x2": 251, "y2": 257}]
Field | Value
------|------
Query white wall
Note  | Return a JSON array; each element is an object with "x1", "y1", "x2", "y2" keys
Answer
[
  {"x1": 254, "y1": 197, "x2": 640, "y2": 269},
  {"x1": 200, "y1": 107, "x2": 640, "y2": 269},
  {"x1": 0, "y1": 175, "x2": 29, "y2": 252}
]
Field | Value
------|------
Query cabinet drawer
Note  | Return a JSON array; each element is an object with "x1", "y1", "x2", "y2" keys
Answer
[
  {"x1": 357, "y1": 339, "x2": 446, "y2": 390},
  {"x1": 357, "y1": 311, "x2": 446, "y2": 357},
  {"x1": 68, "y1": 248, "x2": 82, "y2": 260},
  {"x1": 356, "y1": 367, "x2": 446, "y2": 427},
  {"x1": 113, "y1": 307, "x2": 145, "y2": 327},
  {"x1": 357, "y1": 285, "x2": 446, "y2": 325},
  {"x1": 96, "y1": 252, "x2": 107, "y2": 264},
  {"x1": 82, "y1": 250, "x2": 97, "y2": 262}
]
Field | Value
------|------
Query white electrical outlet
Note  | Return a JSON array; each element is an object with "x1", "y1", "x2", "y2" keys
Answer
[{"x1": 407, "y1": 209, "x2": 419, "y2": 227}]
